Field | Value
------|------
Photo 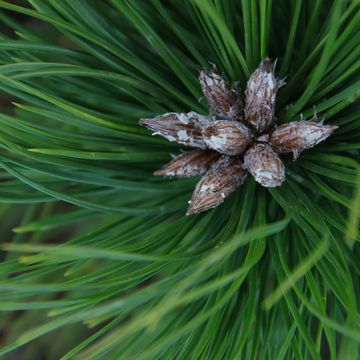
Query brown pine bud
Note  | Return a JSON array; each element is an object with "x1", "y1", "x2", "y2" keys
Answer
[
  {"x1": 244, "y1": 143, "x2": 285, "y2": 187},
  {"x1": 270, "y1": 120, "x2": 338, "y2": 160},
  {"x1": 154, "y1": 150, "x2": 220, "y2": 178},
  {"x1": 139, "y1": 112, "x2": 211, "y2": 149},
  {"x1": 201, "y1": 120, "x2": 253, "y2": 155},
  {"x1": 199, "y1": 66, "x2": 243, "y2": 120},
  {"x1": 244, "y1": 58, "x2": 281, "y2": 133},
  {"x1": 186, "y1": 156, "x2": 248, "y2": 215}
]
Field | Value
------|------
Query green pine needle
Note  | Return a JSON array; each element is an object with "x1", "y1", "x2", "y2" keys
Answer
[{"x1": 0, "y1": 1, "x2": 359, "y2": 359}]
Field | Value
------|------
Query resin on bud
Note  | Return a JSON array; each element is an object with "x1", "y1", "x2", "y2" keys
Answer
[
  {"x1": 199, "y1": 66, "x2": 243, "y2": 120},
  {"x1": 186, "y1": 156, "x2": 248, "y2": 215},
  {"x1": 244, "y1": 143, "x2": 285, "y2": 187},
  {"x1": 270, "y1": 120, "x2": 338, "y2": 160},
  {"x1": 154, "y1": 150, "x2": 220, "y2": 178},
  {"x1": 139, "y1": 112, "x2": 211, "y2": 149},
  {"x1": 202, "y1": 120, "x2": 253, "y2": 156},
  {"x1": 244, "y1": 58, "x2": 283, "y2": 133}
]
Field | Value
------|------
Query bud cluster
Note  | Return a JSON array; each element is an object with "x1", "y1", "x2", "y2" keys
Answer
[{"x1": 140, "y1": 58, "x2": 338, "y2": 215}]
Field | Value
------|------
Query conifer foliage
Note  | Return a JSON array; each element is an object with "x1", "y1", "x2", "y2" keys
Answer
[{"x1": 0, "y1": 1, "x2": 359, "y2": 359}]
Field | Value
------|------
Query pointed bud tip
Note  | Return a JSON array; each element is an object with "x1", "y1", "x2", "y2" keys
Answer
[
  {"x1": 321, "y1": 124, "x2": 338, "y2": 137},
  {"x1": 186, "y1": 199, "x2": 198, "y2": 215},
  {"x1": 139, "y1": 118, "x2": 150, "y2": 126},
  {"x1": 199, "y1": 66, "x2": 216, "y2": 78},
  {"x1": 153, "y1": 169, "x2": 164, "y2": 176},
  {"x1": 259, "y1": 57, "x2": 273, "y2": 72},
  {"x1": 328, "y1": 125, "x2": 339, "y2": 132},
  {"x1": 199, "y1": 65, "x2": 216, "y2": 72},
  {"x1": 186, "y1": 201, "x2": 207, "y2": 215}
]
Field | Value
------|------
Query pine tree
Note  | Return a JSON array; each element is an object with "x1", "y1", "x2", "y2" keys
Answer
[{"x1": 0, "y1": 1, "x2": 359, "y2": 359}]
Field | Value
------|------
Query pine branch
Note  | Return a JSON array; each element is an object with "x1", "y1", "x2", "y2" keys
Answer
[{"x1": 0, "y1": 0, "x2": 359, "y2": 359}]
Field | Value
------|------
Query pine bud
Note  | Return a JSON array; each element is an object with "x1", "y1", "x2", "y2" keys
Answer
[
  {"x1": 139, "y1": 112, "x2": 211, "y2": 149},
  {"x1": 199, "y1": 66, "x2": 243, "y2": 120},
  {"x1": 154, "y1": 150, "x2": 220, "y2": 178},
  {"x1": 201, "y1": 120, "x2": 253, "y2": 155},
  {"x1": 244, "y1": 143, "x2": 285, "y2": 187},
  {"x1": 187, "y1": 156, "x2": 248, "y2": 215},
  {"x1": 244, "y1": 58, "x2": 281, "y2": 133},
  {"x1": 270, "y1": 120, "x2": 338, "y2": 160}
]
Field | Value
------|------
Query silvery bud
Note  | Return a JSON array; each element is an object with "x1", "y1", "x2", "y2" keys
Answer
[
  {"x1": 199, "y1": 66, "x2": 243, "y2": 120},
  {"x1": 244, "y1": 143, "x2": 285, "y2": 187},
  {"x1": 202, "y1": 120, "x2": 253, "y2": 155},
  {"x1": 139, "y1": 112, "x2": 211, "y2": 149},
  {"x1": 154, "y1": 150, "x2": 220, "y2": 178},
  {"x1": 187, "y1": 156, "x2": 248, "y2": 215},
  {"x1": 270, "y1": 120, "x2": 338, "y2": 160}
]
